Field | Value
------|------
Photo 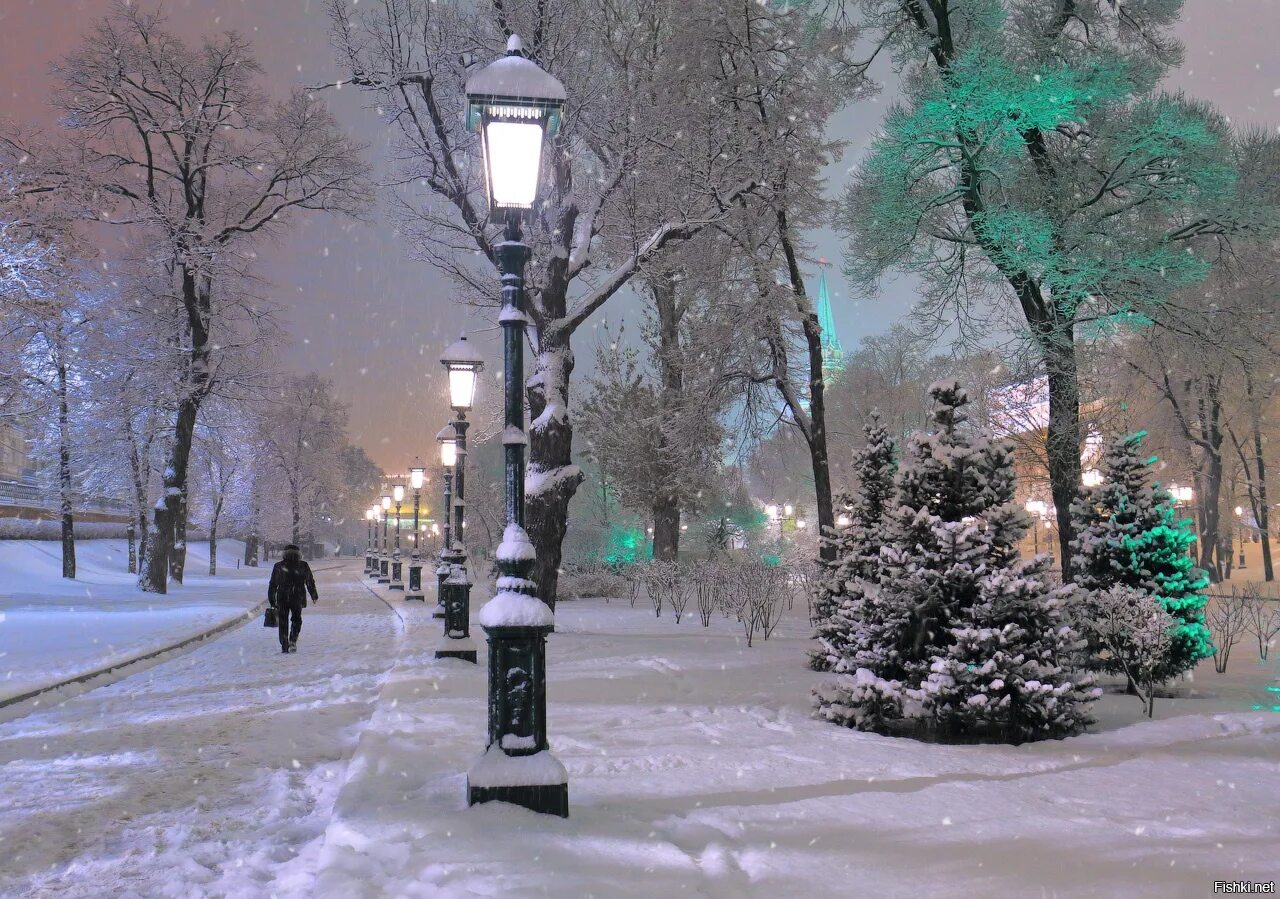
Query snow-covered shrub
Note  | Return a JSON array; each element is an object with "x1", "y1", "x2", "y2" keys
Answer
[
  {"x1": 1205, "y1": 587, "x2": 1251, "y2": 673},
  {"x1": 1080, "y1": 585, "x2": 1176, "y2": 717},
  {"x1": 695, "y1": 563, "x2": 720, "y2": 627},
  {"x1": 814, "y1": 668, "x2": 905, "y2": 731},
  {"x1": 558, "y1": 566, "x2": 627, "y2": 600},
  {"x1": 1070, "y1": 431, "x2": 1212, "y2": 682},
  {"x1": 815, "y1": 382, "x2": 1096, "y2": 742},
  {"x1": 0, "y1": 519, "x2": 132, "y2": 541}
]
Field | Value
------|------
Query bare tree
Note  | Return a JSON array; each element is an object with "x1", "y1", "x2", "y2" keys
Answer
[
  {"x1": 328, "y1": 0, "x2": 789, "y2": 604},
  {"x1": 6, "y1": 3, "x2": 369, "y2": 592}
]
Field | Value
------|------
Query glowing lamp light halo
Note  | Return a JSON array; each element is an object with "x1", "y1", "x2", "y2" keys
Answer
[{"x1": 464, "y1": 34, "x2": 566, "y2": 220}]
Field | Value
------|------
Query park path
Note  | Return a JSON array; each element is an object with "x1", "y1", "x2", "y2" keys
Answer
[{"x1": 0, "y1": 563, "x2": 401, "y2": 899}]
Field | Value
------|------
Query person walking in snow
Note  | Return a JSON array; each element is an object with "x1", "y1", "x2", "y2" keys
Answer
[{"x1": 268, "y1": 544, "x2": 319, "y2": 654}]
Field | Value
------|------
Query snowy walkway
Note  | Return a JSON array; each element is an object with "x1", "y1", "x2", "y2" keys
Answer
[
  {"x1": 1, "y1": 540, "x2": 275, "y2": 705},
  {"x1": 0, "y1": 563, "x2": 400, "y2": 898},
  {"x1": 1, "y1": 574, "x2": 1278, "y2": 897}
]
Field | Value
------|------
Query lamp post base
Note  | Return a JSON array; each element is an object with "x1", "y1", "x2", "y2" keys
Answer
[
  {"x1": 435, "y1": 645, "x2": 477, "y2": 663},
  {"x1": 467, "y1": 782, "x2": 567, "y2": 818}
]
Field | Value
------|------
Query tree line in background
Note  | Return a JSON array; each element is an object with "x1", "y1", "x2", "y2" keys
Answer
[
  {"x1": 3, "y1": 0, "x2": 1279, "y2": 608},
  {"x1": 0, "y1": 4, "x2": 380, "y2": 585}
]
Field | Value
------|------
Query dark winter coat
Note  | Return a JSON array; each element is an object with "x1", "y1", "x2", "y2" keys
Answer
[{"x1": 268, "y1": 549, "x2": 318, "y2": 608}]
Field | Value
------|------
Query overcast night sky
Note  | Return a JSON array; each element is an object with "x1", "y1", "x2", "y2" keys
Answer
[{"x1": 1, "y1": 0, "x2": 1278, "y2": 471}]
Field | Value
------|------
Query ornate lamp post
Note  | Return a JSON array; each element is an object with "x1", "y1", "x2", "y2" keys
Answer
[
  {"x1": 1235, "y1": 505, "x2": 1248, "y2": 569},
  {"x1": 464, "y1": 35, "x2": 568, "y2": 817},
  {"x1": 364, "y1": 507, "x2": 375, "y2": 574},
  {"x1": 379, "y1": 494, "x2": 392, "y2": 584},
  {"x1": 390, "y1": 484, "x2": 406, "y2": 589},
  {"x1": 407, "y1": 462, "x2": 428, "y2": 601},
  {"x1": 437, "y1": 336, "x2": 483, "y2": 663},
  {"x1": 1025, "y1": 499, "x2": 1048, "y2": 555},
  {"x1": 435, "y1": 424, "x2": 457, "y2": 619}
]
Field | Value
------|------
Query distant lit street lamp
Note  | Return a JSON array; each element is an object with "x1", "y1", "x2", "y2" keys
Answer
[
  {"x1": 364, "y1": 507, "x2": 376, "y2": 575},
  {"x1": 438, "y1": 336, "x2": 483, "y2": 663},
  {"x1": 407, "y1": 461, "x2": 427, "y2": 601},
  {"x1": 379, "y1": 494, "x2": 392, "y2": 584},
  {"x1": 464, "y1": 34, "x2": 568, "y2": 817},
  {"x1": 435, "y1": 424, "x2": 457, "y2": 620},
  {"x1": 1235, "y1": 505, "x2": 1248, "y2": 569},
  {"x1": 1024, "y1": 499, "x2": 1048, "y2": 555},
  {"x1": 390, "y1": 484, "x2": 406, "y2": 590}
]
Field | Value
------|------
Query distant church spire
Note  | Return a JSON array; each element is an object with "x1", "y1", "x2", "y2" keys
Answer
[{"x1": 815, "y1": 264, "x2": 845, "y2": 378}]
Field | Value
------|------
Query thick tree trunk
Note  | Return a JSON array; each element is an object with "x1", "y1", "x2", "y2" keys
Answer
[
  {"x1": 1042, "y1": 334, "x2": 1082, "y2": 572},
  {"x1": 652, "y1": 272, "x2": 684, "y2": 563},
  {"x1": 1254, "y1": 418, "x2": 1273, "y2": 581},
  {"x1": 291, "y1": 492, "x2": 302, "y2": 547},
  {"x1": 799, "y1": 311, "x2": 836, "y2": 561},
  {"x1": 526, "y1": 331, "x2": 584, "y2": 610},
  {"x1": 140, "y1": 269, "x2": 211, "y2": 593},
  {"x1": 652, "y1": 498, "x2": 680, "y2": 562},
  {"x1": 57, "y1": 358, "x2": 75, "y2": 580},
  {"x1": 775, "y1": 212, "x2": 836, "y2": 562},
  {"x1": 1196, "y1": 384, "x2": 1225, "y2": 580},
  {"x1": 209, "y1": 524, "x2": 218, "y2": 575},
  {"x1": 170, "y1": 486, "x2": 188, "y2": 583}
]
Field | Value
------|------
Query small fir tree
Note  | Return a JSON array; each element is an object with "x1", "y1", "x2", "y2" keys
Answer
[
  {"x1": 811, "y1": 413, "x2": 896, "y2": 671},
  {"x1": 816, "y1": 382, "x2": 1096, "y2": 741},
  {"x1": 1070, "y1": 431, "x2": 1213, "y2": 682}
]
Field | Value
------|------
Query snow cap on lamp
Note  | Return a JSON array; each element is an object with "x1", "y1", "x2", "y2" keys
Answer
[{"x1": 465, "y1": 34, "x2": 566, "y2": 218}]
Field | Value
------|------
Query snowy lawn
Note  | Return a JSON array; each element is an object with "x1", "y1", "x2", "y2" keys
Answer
[
  {"x1": 0, "y1": 566, "x2": 400, "y2": 897},
  {"x1": 318, "y1": 592, "x2": 1280, "y2": 898},
  {"x1": 0, "y1": 539, "x2": 274, "y2": 704}
]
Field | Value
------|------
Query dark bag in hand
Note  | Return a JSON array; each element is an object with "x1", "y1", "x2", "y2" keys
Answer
[{"x1": 264, "y1": 606, "x2": 278, "y2": 628}]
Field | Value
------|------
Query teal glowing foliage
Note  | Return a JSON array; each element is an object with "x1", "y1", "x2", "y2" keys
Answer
[
  {"x1": 603, "y1": 524, "x2": 650, "y2": 566},
  {"x1": 1071, "y1": 432, "x2": 1214, "y2": 680},
  {"x1": 843, "y1": 41, "x2": 1236, "y2": 332}
]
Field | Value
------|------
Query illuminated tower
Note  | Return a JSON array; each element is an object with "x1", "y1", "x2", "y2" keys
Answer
[{"x1": 816, "y1": 266, "x2": 845, "y2": 379}]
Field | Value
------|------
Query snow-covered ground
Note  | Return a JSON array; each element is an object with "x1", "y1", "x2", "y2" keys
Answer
[
  {"x1": 0, "y1": 563, "x2": 400, "y2": 897},
  {"x1": 0, "y1": 539, "x2": 271, "y2": 704},
  {"x1": 1, "y1": 563, "x2": 1277, "y2": 897},
  {"x1": 321, "y1": 591, "x2": 1280, "y2": 898}
]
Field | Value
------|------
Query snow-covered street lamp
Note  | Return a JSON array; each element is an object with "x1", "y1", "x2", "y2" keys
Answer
[
  {"x1": 407, "y1": 462, "x2": 427, "y2": 601},
  {"x1": 435, "y1": 424, "x2": 457, "y2": 619},
  {"x1": 438, "y1": 338, "x2": 483, "y2": 664},
  {"x1": 465, "y1": 34, "x2": 568, "y2": 817},
  {"x1": 1024, "y1": 499, "x2": 1048, "y2": 555},
  {"x1": 364, "y1": 507, "x2": 376, "y2": 575},
  {"x1": 379, "y1": 494, "x2": 392, "y2": 584},
  {"x1": 390, "y1": 484, "x2": 406, "y2": 590}
]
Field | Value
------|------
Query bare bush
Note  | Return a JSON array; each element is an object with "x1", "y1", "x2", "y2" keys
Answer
[
  {"x1": 1084, "y1": 586, "x2": 1176, "y2": 717},
  {"x1": 1206, "y1": 588, "x2": 1251, "y2": 673},
  {"x1": 1244, "y1": 588, "x2": 1280, "y2": 661}
]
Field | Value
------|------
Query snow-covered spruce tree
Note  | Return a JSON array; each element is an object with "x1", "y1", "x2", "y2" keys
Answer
[
  {"x1": 1070, "y1": 431, "x2": 1213, "y2": 682},
  {"x1": 810, "y1": 412, "x2": 896, "y2": 671},
  {"x1": 816, "y1": 382, "x2": 1095, "y2": 741}
]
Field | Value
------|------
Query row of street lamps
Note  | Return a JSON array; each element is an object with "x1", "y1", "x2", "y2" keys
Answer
[{"x1": 360, "y1": 35, "x2": 569, "y2": 819}]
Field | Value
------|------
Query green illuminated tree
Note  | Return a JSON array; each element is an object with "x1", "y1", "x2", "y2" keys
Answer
[
  {"x1": 837, "y1": 0, "x2": 1268, "y2": 571},
  {"x1": 1070, "y1": 431, "x2": 1213, "y2": 681}
]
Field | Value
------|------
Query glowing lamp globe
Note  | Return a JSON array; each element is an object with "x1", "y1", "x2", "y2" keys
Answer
[
  {"x1": 441, "y1": 334, "x2": 484, "y2": 412},
  {"x1": 783, "y1": 504, "x2": 795, "y2": 518},
  {"x1": 836, "y1": 513, "x2": 851, "y2": 528},
  {"x1": 437, "y1": 424, "x2": 458, "y2": 468},
  {"x1": 410, "y1": 460, "x2": 426, "y2": 491},
  {"x1": 465, "y1": 34, "x2": 566, "y2": 218},
  {"x1": 393, "y1": 484, "x2": 405, "y2": 504},
  {"x1": 382, "y1": 494, "x2": 392, "y2": 511},
  {"x1": 765, "y1": 504, "x2": 778, "y2": 519},
  {"x1": 365, "y1": 507, "x2": 375, "y2": 521}
]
